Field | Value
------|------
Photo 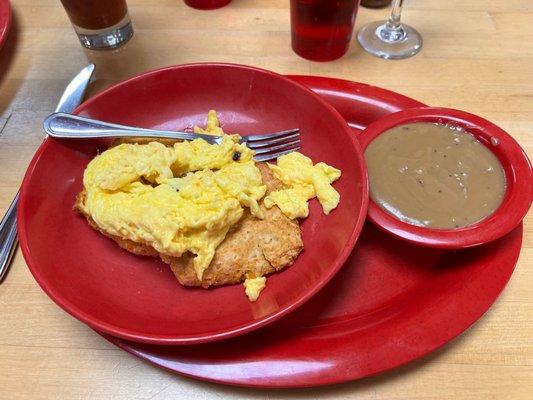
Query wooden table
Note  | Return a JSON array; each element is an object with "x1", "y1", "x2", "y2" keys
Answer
[{"x1": 1, "y1": 1, "x2": 531, "y2": 398}]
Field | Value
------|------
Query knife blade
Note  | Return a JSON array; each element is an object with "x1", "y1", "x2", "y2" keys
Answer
[
  {"x1": 55, "y1": 64, "x2": 95, "y2": 114},
  {"x1": 0, "y1": 63, "x2": 96, "y2": 283}
]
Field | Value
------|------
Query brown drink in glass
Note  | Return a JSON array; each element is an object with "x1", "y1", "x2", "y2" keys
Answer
[
  {"x1": 361, "y1": 0, "x2": 392, "y2": 8},
  {"x1": 60, "y1": 0, "x2": 133, "y2": 50}
]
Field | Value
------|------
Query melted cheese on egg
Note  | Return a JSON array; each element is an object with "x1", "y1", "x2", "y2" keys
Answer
[{"x1": 264, "y1": 152, "x2": 341, "y2": 219}]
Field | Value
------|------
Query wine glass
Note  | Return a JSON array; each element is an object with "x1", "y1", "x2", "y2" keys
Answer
[{"x1": 357, "y1": 0, "x2": 422, "y2": 59}]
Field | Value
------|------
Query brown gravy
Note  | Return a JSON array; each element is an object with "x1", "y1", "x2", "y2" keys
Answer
[{"x1": 365, "y1": 122, "x2": 506, "y2": 229}]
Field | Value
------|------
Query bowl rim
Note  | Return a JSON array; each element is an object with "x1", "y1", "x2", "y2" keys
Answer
[
  {"x1": 17, "y1": 62, "x2": 369, "y2": 345},
  {"x1": 358, "y1": 106, "x2": 532, "y2": 249},
  {"x1": 0, "y1": 0, "x2": 12, "y2": 50}
]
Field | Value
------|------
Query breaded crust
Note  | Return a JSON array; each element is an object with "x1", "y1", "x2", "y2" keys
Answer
[{"x1": 75, "y1": 163, "x2": 303, "y2": 288}]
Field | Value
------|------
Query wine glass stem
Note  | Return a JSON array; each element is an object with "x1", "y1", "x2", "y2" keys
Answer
[{"x1": 386, "y1": 0, "x2": 404, "y2": 30}]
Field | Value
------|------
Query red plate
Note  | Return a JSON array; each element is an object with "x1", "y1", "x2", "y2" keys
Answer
[
  {"x1": 17, "y1": 64, "x2": 368, "y2": 345},
  {"x1": 100, "y1": 76, "x2": 524, "y2": 388},
  {"x1": 0, "y1": 0, "x2": 11, "y2": 50}
]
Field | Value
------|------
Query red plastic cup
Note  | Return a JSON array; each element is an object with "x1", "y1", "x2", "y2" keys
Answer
[
  {"x1": 184, "y1": 0, "x2": 231, "y2": 10},
  {"x1": 290, "y1": 0, "x2": 360, "y2": 61}
]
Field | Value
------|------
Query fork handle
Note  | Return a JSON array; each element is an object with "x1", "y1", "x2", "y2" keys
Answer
[
  {"x1": 43, "y1": 113, "x2": 221, "y2": 144},
  {"x1": 0, "y1": 192, "x2": 19, "y2": 283}
]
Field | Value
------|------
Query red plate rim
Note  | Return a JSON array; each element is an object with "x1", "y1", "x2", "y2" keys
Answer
[
  {"x1": 358, "y1": 107, "x2": 533, "y2": 249},
  {"x1": 0, "y1": 0, "x2": 12, "y2": 50},
  {"x1": 17, "y1": 63, "x2": 369, "y2": 344}
]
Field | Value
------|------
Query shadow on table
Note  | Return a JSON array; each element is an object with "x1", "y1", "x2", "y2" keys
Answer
[{"x1": 80, "y1": 25, "x2": 163, "y2": 100}]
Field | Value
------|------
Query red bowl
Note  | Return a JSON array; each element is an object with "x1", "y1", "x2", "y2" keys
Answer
[
  {"x1": 358, "y1": 107, "x2": 532, "y2": 249},
  {"x1": 18, "y1": 63, "x2": 368, "y2": 345}
]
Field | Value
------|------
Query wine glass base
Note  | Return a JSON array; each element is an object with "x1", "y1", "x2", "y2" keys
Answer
[{"x1": 357, "y1": 20, "x2": 422, "y2": 60}]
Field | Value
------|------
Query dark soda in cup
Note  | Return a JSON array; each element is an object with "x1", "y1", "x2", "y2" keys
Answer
[
  {"x1": 290, "y1": 0, "x2": 360, "y2": 61},
  {"x1": 60, "y1": 0, "x2": 133, "y2": 49},
  {"x1": 184, "y1": 0, "x2": 232, "y2": 10},
  {"x1": 60, "y1": 0, "x2": 128, "y2": 30},
  {"x1": 361, "y1": 0, "x2": 392, "y2": 8}
]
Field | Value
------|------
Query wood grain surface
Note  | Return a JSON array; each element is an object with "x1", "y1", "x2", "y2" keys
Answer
[{"x1": 0, "y1": 1, "x2": 531, "y2": 398}]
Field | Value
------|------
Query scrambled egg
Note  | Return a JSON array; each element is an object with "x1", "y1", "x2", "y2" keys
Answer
[
  {"x1": 81, "y1": 110, "x2": 342, "y2": 302},
  {"x1": 81, "y1": 114, "x2": 266, "y2": 281},
  {"x1": 264, "y1": 152, "x2": 341, "y2": 219},
  {"x1": 243, "y1": 277, "x2": 267, "y2": 302},
  {"x1": 193, "y1": 110, "x2": 225, "y2": 136}
]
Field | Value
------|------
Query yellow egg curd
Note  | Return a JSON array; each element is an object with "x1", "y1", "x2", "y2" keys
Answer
[
  {"x1": 243, "y1": 277, "x2": 267, "y2": 302},
  {"x1": 193, "y1": 109, "x2": 225, "y2": 136},
  {"x1": 81, "y1": 119, "x2": 266, "y2": 281},
  {"x1": 264, "y1": 152, "x2": 341, "y2": 219}
]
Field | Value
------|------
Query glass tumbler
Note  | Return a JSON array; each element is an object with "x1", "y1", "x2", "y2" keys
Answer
[
  {"x1": 290, "y1": 0, "x2": 360, "y2": 62},
  {"x1": 60, "y1": 0, "x2": 134, "y2": 50}
]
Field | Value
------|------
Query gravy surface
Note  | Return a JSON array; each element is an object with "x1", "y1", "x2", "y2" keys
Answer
[{"x1": 365, "y1": 122, "x2": 506, "y2": 229}]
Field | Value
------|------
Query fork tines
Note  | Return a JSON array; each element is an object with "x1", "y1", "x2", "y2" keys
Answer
[{"x1": 242, "y1": 128, "x2": 300, "y2": 162}]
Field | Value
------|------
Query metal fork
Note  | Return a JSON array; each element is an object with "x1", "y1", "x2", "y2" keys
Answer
[{"x1": 43, "y1": 113, "x2": 301, "y2": 162}]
